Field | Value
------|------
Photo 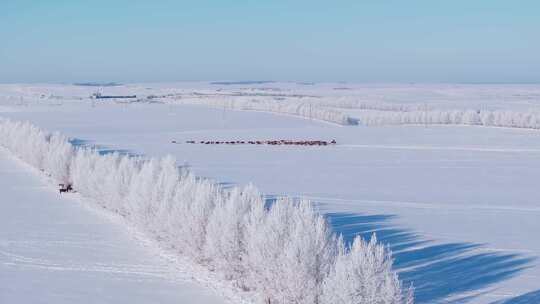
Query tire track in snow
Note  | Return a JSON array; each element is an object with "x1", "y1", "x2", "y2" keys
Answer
[{"x1": 0, "y1": 249, "x2": 172, "y2": 278}]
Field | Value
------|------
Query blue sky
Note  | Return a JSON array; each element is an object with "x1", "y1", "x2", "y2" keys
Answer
[{"x1": 1, "y1": 0, "x2": 539, "y2": 83}]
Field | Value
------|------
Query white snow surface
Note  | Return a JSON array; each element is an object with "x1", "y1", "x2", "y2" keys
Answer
[
  {"x1": 1, "y1": 117, "x2": 408, "y2": 304},
  {"x1": 0, "y1": 150, "x2": 228, "y2": 304},
  {"x1": 2, "y1": 82, "x2": 540, "y2": 303}
]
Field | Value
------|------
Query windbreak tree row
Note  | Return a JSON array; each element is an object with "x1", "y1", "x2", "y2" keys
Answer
[
  {"x1": 354, "y1": 109, "x2": 540, "y2": 129},
  {"x1": 176, "y1": 97, "x2": 356, "y2": 126},
  {"x1": 0, "y1": 118, "x2": 412, "y2": 304}
]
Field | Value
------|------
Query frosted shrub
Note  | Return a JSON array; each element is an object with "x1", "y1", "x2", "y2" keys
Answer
[{"x1": 0, "y1": 118, "x2": 412, "y2": 304}]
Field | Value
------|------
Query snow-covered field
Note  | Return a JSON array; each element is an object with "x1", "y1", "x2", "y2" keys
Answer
[
  {"x1": 1, "y1": 82, "x2": 540, "y2": 303},
  {"x1": 0, "y1": 149, "x2": 229, "y2": 304}
]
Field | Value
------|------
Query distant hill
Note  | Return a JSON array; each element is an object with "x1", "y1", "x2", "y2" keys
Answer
[
  {"x1": 73, "y1": 82, "x2": 122, "y2": 87},
  {"x1": 210, "y1": 80, "x2": 274, "y2": 85}
]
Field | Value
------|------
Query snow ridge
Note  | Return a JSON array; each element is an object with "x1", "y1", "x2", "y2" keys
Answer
[{"x1": 0, "y1": 118, "x2": 412, "y2": 304}]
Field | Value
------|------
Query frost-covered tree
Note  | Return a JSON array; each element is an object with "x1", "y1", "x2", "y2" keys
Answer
[
  {"x1": 204, "y1": 184, "x2": 262, "y2": 280},
  {"x1": 0, "y1": 118, "x2": 414, "y2": 304},
  {"x1": 321, "y1": 235, "x2": 413, "y2": 304},
  {"x1": 243, "y1": 199, "x2": 337, "y2": 303}
]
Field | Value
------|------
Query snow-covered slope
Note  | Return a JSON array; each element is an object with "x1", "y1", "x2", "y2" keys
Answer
[{"x1": 0, "y1": 150, "x2": 228, "y2": 304}]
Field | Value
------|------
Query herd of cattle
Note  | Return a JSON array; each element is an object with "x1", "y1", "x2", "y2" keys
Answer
[{"x1": 173, "y1": 139, "x2": 337, "y2": 146}]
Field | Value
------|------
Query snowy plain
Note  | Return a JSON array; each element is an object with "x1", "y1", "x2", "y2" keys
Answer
[
  {"x1": 0, "y1": 149, "x2": 229, "y2": 304},
  {"x1": 1, "y1": 82, "x2": 540, "y2": 303}
]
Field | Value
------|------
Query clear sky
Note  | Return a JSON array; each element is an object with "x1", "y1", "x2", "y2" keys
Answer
[{"x1": 1, "y1": 0, "x2": 539, "y2": 83}]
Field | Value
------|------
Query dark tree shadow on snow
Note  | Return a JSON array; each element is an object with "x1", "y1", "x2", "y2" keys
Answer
[
  {"x1": 69, "y1": 138, "x2": 142, "y2": 157},
  {"x1": 325, "y1": 212, "x2": 536, "y2": 304},
  {"x1": 70, "y1": 138, "x2": 200, "y2": 176},
  {"x1": 491, "y1": 289, "x2": 540, "y2": 304}
]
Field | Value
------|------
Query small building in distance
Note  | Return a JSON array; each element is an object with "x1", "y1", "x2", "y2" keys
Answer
[{"x1": 91, "y1": 92, "x2": 137, "y2": 99}]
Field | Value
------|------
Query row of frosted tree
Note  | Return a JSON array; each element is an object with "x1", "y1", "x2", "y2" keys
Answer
[
  {"x1": 354, "y1": 109, "x2": 540, "y2": 129},
  {"x1": 314, "y1": 97, "x2": 540, "y2": 129},
  {"x1": 317, "y1": 99, "x2": 429, "y2": 112},
  {"x1": 177, "y1": 96, "x2": 357, "y2": 126},
  {"x1": 177, "y1": 95, "x2": 540, "y2": 129},
  {"x1": 0, "y1": 118, "x2": 412, "y2": 304}
]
